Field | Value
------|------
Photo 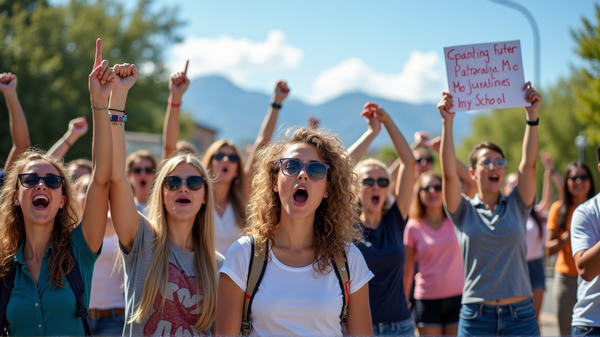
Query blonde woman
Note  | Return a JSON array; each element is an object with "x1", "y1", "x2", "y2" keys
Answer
[
  {"x1": 216, "y1": 128, "x2": 374, "y2": 336},
  {"x1": 106, "y1": 63, "x2": 222, "y2": 336}
]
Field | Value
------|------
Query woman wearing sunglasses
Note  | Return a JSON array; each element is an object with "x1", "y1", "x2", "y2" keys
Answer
[
  {"x1": 216, "y1": 128, "x2": 373, "y2": 335},
  {"x1": 202, "y1": 80, "x2": 290, "y2": 256},
  {"x1": 438, "y1": 83, "x2": 542, "y2": 336},
  {"x1": 347, "y1": 102, "x2": 416, "y2": 336},
  {"x1": 106, "y1": 62, "x2": 222, "y2": 336},
  {"x1": 546, "y1": 161, "x2": 595, "y2": 336},
  {"x1": 403, "y1": 171, "x2": 463, "y2": 336},
  {"x1": 125, "y1": 150, "x2": 157, "y2": 217},
  {"x1": 0, "y1": 39, "x2": 113, "y2": 335}
]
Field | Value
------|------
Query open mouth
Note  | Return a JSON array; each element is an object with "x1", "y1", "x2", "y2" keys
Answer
[
  {"x1": 32, "y1": 195, "x2": 49, "y2": 210},
  {"x1": 293, "y1": 186, "x2": 309, "y2": 206},
  {"x1": 175, "y1": 197, "x2": 191, "y2": 206},
  {"x1": 371, "y1": 196, "x2": 380, "y2": 205},
  {"x1": 222, "y1": 167, "x2": 229, "y2": 174},
  {"x1": 489, "y1": 174, "x2": 500, "y2": 183},
  {"x1": 140, "y1": 179, "x2": 147, "y2": 187}
]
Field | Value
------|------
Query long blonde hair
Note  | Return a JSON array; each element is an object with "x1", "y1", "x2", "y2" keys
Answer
[
  {"x1": 0, "y1": 150, "x2": 79, "y2": 287},
  {"x1": 246, "y1": 128, "x2": 362, "y2": 273},
  {"x1": 130, "y1": 154, "x2": 217, "y2": 332},
  {"x1": 202, "y1": 140, "x2": 247, "y2": 227}
]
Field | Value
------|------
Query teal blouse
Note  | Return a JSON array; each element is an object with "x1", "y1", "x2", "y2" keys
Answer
[{"x1": 6, "y1": 225, "x2": 100, "y2": 336}]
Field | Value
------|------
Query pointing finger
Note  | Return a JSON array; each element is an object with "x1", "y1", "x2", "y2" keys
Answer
[
  {"x1": 94, "y1": 38, "x2": 102, "y2": 68},
  {"x1": 184, "y1": 60, "x2": 189, "y2": 75}
]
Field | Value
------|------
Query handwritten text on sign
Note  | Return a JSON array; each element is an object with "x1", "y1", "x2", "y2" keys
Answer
[{"x1": 444, "y1": 40, "x2": 528, "y2": 112}]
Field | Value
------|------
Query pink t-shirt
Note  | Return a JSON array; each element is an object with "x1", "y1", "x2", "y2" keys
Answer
[{"x1": 404, "y1": 218, "x2": 464, "y2": 300}]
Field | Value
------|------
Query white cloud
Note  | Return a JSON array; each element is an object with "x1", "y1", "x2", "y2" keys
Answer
[
  {"x1": 309, "y1": 51, "x2": 445, "y2": 104},
  {"x1": 169, "y1": 30, "x2": 303, "y2": 84}
]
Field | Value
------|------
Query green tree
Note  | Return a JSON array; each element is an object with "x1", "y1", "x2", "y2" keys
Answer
[
  {"x1": 0, "y1": 0, "x2": 184, "y2": 162},
  {"x1": 572, "y1": 3, "x2": 600, "y2": 144}
]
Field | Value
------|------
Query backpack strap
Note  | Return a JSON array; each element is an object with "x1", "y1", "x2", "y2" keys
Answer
[
  {"x1": 332, "y1": 252, "x2": 350, "y2": 325},
  {"x1": 0, "y1": 264, "x2": 16, "y2": 336},
  {"x1": 66, "y1": 252, "x2": 92, "y2": 337},
  {"x1": 241, "y1": 234, "x2": 268, "y2": 336}
]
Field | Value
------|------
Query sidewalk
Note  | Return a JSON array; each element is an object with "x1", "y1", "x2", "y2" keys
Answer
[{"x1": 540, "y1": 267, "x2": 559, "y2": 336}]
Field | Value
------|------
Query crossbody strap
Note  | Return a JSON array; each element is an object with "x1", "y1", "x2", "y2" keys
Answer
[
  {"x1": 0, "y1": 265, "x2": 16, "y2": 336},
  {"x1": 241, "y1": 235, "x2": 268, "y2": 336},
  {"x1": 332, "y1": 253, "x2": 350, "y2": 325}
]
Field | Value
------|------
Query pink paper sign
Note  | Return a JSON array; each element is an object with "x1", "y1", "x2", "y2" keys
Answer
[{"x1": 444, "y1": 40, "x2": 529, "y2": 112}]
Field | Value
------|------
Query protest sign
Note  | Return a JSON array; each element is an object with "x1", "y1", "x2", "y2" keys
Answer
[{"x1": 443, "y1": 40, "x2": 529, "y2": 112}]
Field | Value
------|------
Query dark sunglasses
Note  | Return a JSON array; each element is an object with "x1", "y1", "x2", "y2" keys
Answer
[
  {"x1": 163, "y1": 176, "x2": 205, "y2": 191},
  {"x1": 133, "y1": 167, "x2": 154, "y2": 174},
  {"x1": 18, "y1": 174, "x2": 65, "y2": 190},
  {"x1": 420, "y1": 185, "x2": 442, "y2": 192},
  {"x1": 416, "y1": 157, "x2": 434, "y2": 164},
  {"x1": 277, "y1": 158, "x2": 330, "y2": 181},
  {"x1": 569, "y1": 174, "x2": 590, "y2": 182},
  {"x1": 214, "y1": 153, "x2": 240, "y2": 163},
  {"x1": 362, "y1": 178, "x2": 390, "y2": 188},
  {"x1": 477, "y1": 157, "x2": 507, "y2": 170}
]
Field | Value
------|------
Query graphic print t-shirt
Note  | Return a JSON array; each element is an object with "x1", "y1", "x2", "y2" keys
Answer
[{"x1": 121, "y1": 215, "x2": 225, "y2": 336}]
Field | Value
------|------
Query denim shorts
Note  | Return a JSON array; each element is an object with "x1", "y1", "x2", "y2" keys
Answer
[
  {"x1": 372, "y1": 318, "x2": 415, "y2": 337},
  {"x1": 89, "y1": 312, "x2": 125, "y2": 336},
  {"x1": 457, "y1": 297, "x2": 539, "y2": 336},
  {"x1": 413, "y1": 295, "x2": 462, "y2": 328},
  {"x1": 573, "y1": 326, "x2": 600, "y2": 336},
  {"x1": 527, "y1": 258, "x2": 546, "y2": 291}
]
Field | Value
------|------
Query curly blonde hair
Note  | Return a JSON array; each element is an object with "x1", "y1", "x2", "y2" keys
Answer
[
  {"x1": 0, "y1": 149, "x2": 79, "y2": 288},
  {"x1": 246, "y1": 128, "x2": 362, "y2": 273}
]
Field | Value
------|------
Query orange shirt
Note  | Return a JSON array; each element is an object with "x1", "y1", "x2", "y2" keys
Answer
[{"x1": 546, "y1": 201, "x2": 578, "y2": 276}]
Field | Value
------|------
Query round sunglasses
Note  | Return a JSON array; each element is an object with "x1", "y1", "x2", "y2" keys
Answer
[
  {"x1": 477, "y1": 157, "x2": 507, "y2": 170},
  {"x1": 18, "y1": 174, "x2": 65, "y2": 190},
  {"x1": 133, "y1": 167, "x2": 154, "y2": 175},
  {"x1": 163, "y1": 176, "x2": 205, "y2": 191},
  {"x1": 362, "y1": 178, "x2": 390, "y2": 188},
  {"x1": 277, "y1": 158, "x2": 330, "y2": 181},
  {"x1": 214, "y1": 153, "x2": 240, "y2": 163},
  {"x1": 420, "y1": 185, "x2": 442, "y2": 193}
]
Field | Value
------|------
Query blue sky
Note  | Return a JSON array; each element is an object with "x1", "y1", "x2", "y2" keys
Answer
[{"x1": 60, "y1": 0, "x2": 600, "y2": 105}]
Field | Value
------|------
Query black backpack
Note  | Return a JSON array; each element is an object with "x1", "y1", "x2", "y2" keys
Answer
[{"x1": 0, "y1": 249, "x2": 91, "y2": 336}]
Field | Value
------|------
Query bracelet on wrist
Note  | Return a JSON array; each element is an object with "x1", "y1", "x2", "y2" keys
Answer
[
  {"x1": 168, "y1": 97, "x2": 181, "y2": 108},
  {"x1": 525, "y1": 117, "x2": 539, "y2": 126},
  {"x1": 108, "y1": 108, "x2": 126, "y2": 114},
  {"x1": 271, "y1": 102, "x2": 282, "y2": 109},
  {"x1": 91, "y1": 106, "x2": 108, "y2": 111},
  {"x1": 109, "y1": 114, "x2": 127, "y2": 122}
]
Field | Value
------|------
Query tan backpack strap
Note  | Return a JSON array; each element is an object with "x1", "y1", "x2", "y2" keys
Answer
[
  {"x1": 332, "y1": 252, "x2": 350, "y2": 325},
  {"x1": 241, "y1": 234, "x2": 268, "y2": 336}
]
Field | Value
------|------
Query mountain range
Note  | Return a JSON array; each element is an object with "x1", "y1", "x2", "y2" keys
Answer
[{"x1": 181, "y1": 76, "x2": 476, "y2": 149}]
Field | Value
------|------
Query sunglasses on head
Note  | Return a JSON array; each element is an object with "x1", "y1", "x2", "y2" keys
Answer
[
  {"x1": 416, "y1": 157, "x2": 434, "y2": 164},
  {"x1": 214, "y1": 153, "x2": 240, "y2": 163},
  {"x1": 477, "y1": 157, "x2": 507, "y2": 170},
  {"x1": 569, "y1": 174, "x2": 590, "y2": 182},
  {"x1": 18, "y1": 174, "x2": 65, "y2": 190},
  {"x1": 163, "y1": 176, "x2": 205, "y2": 191},
  {"x1": 362, "y1": 178, "x2": 390, "y2": 188},
  {"x1": 277, "y1": 158, "x2": 330, "y2": 181},
  {"x1": 133, "y1": 167, "x2": 154, "y2": 174},
  {"x1": 420, "y1": 185, "x2": 442, "y2": 192}
]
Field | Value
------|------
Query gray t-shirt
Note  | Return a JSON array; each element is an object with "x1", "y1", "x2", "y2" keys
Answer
[
  {"x1": 571, "y1": 193, "x2": 600, "y2": 327},
  {"x1": 446, "y1": 188, "x2": 533, "y2": 304},
  {"x1": 120, "y1": 215, "x2": 225, "y2": 336}
]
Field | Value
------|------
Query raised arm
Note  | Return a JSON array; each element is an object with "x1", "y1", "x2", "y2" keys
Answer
[
  {"x1": 162, "y1": 61, "x2": 189, "y2": 160},
  {"x1": 243, "y1": 80, "x2": 289, "y2": 197},
  {"x1": 0, "y1": 73, "x2": 30, "y2": 172},
  {"x1": 427, "y1": 136, "x2": 476, "y2": 198},
  {"x1": 81, "y1": 39, "x2": 115, "y2": 253},
  {"x1": 108, "y1": 61, "x2": 139, "y2": 253},
  {"x1": 537, "y1": 151, "x2": 555, "y2": 213},
  {"x1": 517, "y1": 82, "x2": 541, "y2": 206},
  {"x1": 438, "y1": 93, "x2": 462, "y2": 214},
  {"x1": 376, "y1": 104, "x2": 415, "y2": 216},
  {"x1": 347, "y1": 103, "x2": 381, "y2": 164},
  {"x1": 46, "y1": 117, "x2": 89, "y2": 158}
]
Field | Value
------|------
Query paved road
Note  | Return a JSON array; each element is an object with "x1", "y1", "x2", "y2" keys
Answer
[{"x1": 540, "y1": 268, "x2": 560, "y2": 336}]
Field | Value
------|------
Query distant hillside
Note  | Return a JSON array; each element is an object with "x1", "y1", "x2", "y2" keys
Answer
[{"x1": 182, "y1": 76, "x2": 475, "y2": 148}]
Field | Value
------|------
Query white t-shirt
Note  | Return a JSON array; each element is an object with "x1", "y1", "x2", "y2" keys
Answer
[
  {"x1": 219, "y1": 236, "x2": 374, "y2": 336},
  {"x1": 525, "y1": 215, "x2": 546, "y2": 261},
  {"x1": 571, "y1": 194, "x2": 600, "y2": 327},
  {"x1": 90, "y1": 233, "x2": 125, "y2": 310},
  {"x1": 214, "y1": 203, "x2": 242, "y2": 256}
]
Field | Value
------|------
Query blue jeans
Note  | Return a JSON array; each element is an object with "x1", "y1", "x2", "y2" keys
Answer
[
  {"x1": 573, "y1": 326, "x2": 600, "y2": 336},
  {"x1": 373, "y1": 318, "x2": 415, "y2": 336},
  {"x1": 89, "y1": 312, "x2": 125, "y2": 336},
  {"x1": 457, "y1": 298, "x2": 539, "y2": 336}
]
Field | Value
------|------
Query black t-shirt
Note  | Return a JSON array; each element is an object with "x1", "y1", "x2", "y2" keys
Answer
[{"x1": 357, "y1": 202, "x2": 411, "y2": 324}]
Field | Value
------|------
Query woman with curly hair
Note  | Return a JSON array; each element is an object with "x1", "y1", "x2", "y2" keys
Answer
[
  {"x1": 347, "y1": 102, "x2": 416, "y2": 336},
  {"x1": 216, "y1": 128, "x2": 374, "y2": 336},
  {"x1": 0, "y1": 39, "x2": 113, "y2": 335}
]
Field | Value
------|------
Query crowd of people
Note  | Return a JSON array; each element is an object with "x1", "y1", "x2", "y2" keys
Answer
[{"x1": 0, "y1": 38, "x2": 600, "y2": 337}]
